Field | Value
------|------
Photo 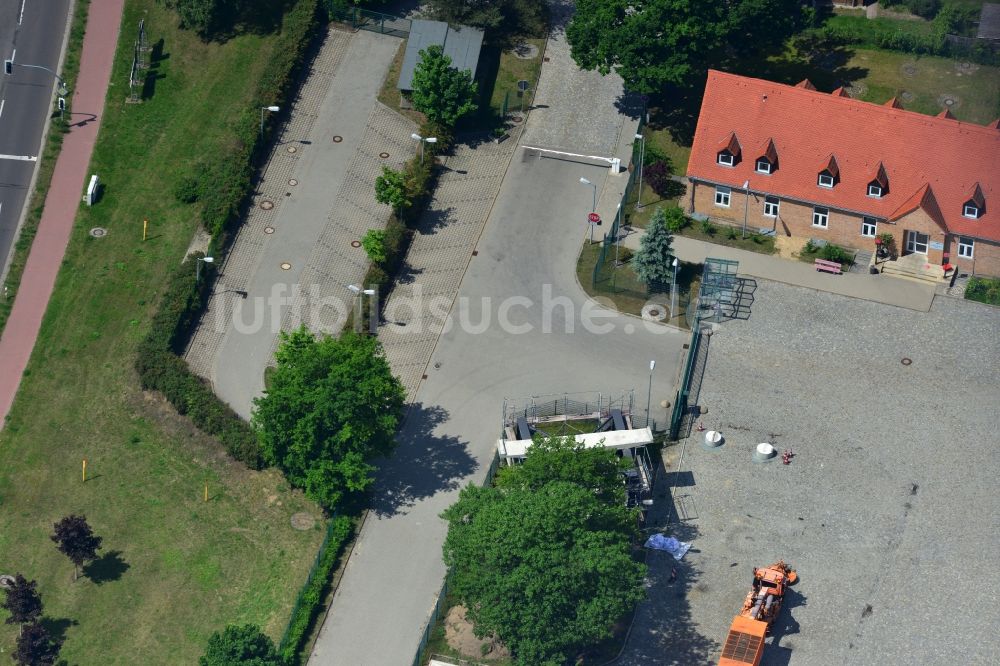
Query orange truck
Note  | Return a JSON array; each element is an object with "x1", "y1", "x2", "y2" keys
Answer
[{"x1": 718, "y1": 561, "x2": 797, "y2": 666}]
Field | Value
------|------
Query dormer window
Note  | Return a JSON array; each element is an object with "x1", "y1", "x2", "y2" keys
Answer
[
  {"x1": 868, "y1": 183, "x2": 883, "y2": 198},
  {"x1": 717, "y1": 151, "x2": 735, "y2": 167},
  {"x1": 818, "y1": 172, "x2": 835, "y2": 188},
  {"x1": 755, "y1": 158, "x2": 771, "y2": 174},
  {"x1": 963, "y1": 203, "x2": 980, "y2": 219},
  {"x1": 818, "y1": 154, "x2": 839, "y2": 189}
]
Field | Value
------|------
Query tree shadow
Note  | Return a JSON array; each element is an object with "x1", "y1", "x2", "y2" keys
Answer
[
  {"x1": 142, "y1": 38, "x2": 167, "y2": 101},
  {"x1": 415, "y1": 206, "x2": 458, "y2": 235},
  {"x1": 40, "y1": 617, "x2": 77, "y2": 644},
  {"x1": 370, "y1": 403, "x2": 478, "y2": 517},
  {"x1": 82, "y1": 550, "x2": 129, "y2": 584}
]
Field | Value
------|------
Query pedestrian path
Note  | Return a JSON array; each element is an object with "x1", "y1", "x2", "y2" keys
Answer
[
  {"x1": 623, "y1": 233, "x2": 936, "y2": 312},
  {"x1": 0, "y1": 0, "x2": 125, "y2": 424}
]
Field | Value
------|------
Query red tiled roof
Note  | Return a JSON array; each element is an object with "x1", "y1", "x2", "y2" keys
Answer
[
  {"x1": 989, "y1": 119, "x2": 1000, "y2": 129},
  {"x1": 761, "y1": 138, "x2": 777, "y2": 163},
  {"x1": 795, "y1": 79, "x2": 817, "y2": 90},
  {"x1": 888, "y1": 183, "x2": 946, "y2": 232},
  {"x1": 687, "y1": 70, "x2": 1000, "y2": 242},
  {"x1": 718, "y1": 131, "x2": 742, "y2": 156},
  {"x1": 820, "y1": 154, "x2": 839, "y2": 178},
  {"x1": 831, "y1": 86, "x2": 850, "y2": 97},
  {"x1": 869, "y1": 161, "x2": 888, "y2": 188}
]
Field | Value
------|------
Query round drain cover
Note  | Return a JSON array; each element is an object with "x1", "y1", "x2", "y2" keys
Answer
[
  {"x1": 332, "y1": 135, "x2": 343, "y2": 143},
  {"x1": 280, "y1": 262, "x2": 292, "y2": 270},
  {"x1": 89, "y1": 227, "x2": 107, "y2": 238},
  {"x1": 379, "y1": 152, "x2": 390, "y2": 159},
  {"x1": 287, "y1": 146, "x2": 297, "y2": 154},
  {"x1": 351, "y1": 240, "x2": 361, "y2": 248},
  {"x1": 264, "y1": 226, "x2": 275, "y2": 235},
  {"x1": 288, "y1": 178, "x2": 298, "y2": 186},
  {"x1": 260, "y1": 200, "x2": 274, "y2": 210}
]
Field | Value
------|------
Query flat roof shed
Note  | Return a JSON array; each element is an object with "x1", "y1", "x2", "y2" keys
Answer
[
  {"x1": 398, "y1": 19, "x2": 484, "y2": 90},
  {"x1": 979, "y1": 4, "x2": 1000, "y2": 40}
]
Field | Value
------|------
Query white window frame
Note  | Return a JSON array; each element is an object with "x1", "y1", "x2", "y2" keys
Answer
[
  {"x1": 763, "y1": 195, "x2": 779, "y2": 218},
  {"x1": 861, "y1": 217, "x2": 877, "y2": 237},
  {"x1": 867, "y1": 183, "x2": 882, "y2": 198},
  {"x1": 957, "y1": 237, "x2": 974, "y2": 258},
  {"x1": 963, "y1": 204, "x2": 979, "y2": 219},
  {"x1": 812, "y1": 207, "x2": 829, "y2": 228},
  {"x1": 818, "y1": 173, "x2": 834, "y2": 188},
  {"x1": 755, "y1": 158, "x2": 772, "y2": 174},
  {"x1": 717, "y1": 152, "x2": 734, "y2": 167},
  {"x1": 715, "y1": 185, "x2": 731, "y2": 208}
]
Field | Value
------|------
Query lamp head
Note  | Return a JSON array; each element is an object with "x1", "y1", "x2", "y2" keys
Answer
[
  {"x1": 579, "y1": 177, "x2": 591, "y2": 185},
  {"x1": 266, "y1": 106, "x2": 280, "y2": 112},
  {"x1": 635, "y1": 133, "x2": 643, "y2": 140},
  {"x1": 649, "y1": 360, "x2": 656, "y2": 371},
  {"x1": 410, "y1": 133, "x2": 422, "y2": 141},
  {"x1": 362, "y1": 289, "x2": 376, "y2": 296},
  {"x1": 347, "y1": 284, "x2": 361, "y2": 294},
  {"x1": 425, "y1": 137, "x2": 438, "y2": 144},
  {"x1": 203, "y1": 256, "x2": 214, "y2": 263}
]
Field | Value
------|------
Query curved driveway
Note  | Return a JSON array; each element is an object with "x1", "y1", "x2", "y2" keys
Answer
[{"x1": 311, "y1": 41, "x2": 688, "y2": 666}]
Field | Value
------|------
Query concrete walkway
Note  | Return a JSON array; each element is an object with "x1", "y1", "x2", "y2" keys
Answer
[
  {"x1": 624, "y1": 233, "x2": 937, "y2": 312},
  {"x1": 185, "y1": 28, "x2": 408, "y2": 418},
  {"x1": 0, "y1": 0, "x2": 125, "y2": 424}
]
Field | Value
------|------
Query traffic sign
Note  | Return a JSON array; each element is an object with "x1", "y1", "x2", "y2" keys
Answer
[{"x1": 588, "y1": 213, "x2": 602, "y2": 225}]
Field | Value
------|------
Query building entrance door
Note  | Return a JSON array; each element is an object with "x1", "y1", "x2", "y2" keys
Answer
[{"x1": 905, "y1": 231, "x2": 929, "y2": 255}]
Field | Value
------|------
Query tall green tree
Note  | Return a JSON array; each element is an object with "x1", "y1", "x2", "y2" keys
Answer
[
  {"x1": 50, "y1": 515, "x2": 102, "y2": 581},
  {"x1": 442, "y1": 482, "x2": 646, "y2": 666},
  {"x1": 12, "y1": 623, "x2": 61, "y2": 666},
  {"x1": 410, "y1": 45, "x2": 478, "y2": 127},
  {"x1": 567, "y1": 0, "x2": 807, "y2": 93},
  {"x1": 374, "y1": 166, "x2": 410, "y2": 218},
  {"x1": 496, "y1": 436, "x2": 631, "y2": 505},
  {"x1": 632, "y1": 207, "x2": 676, "y2": 287},
  {"x1": 252, "y1": 329, "x2": 406, "y2": 510},
  {"x1": 426, "y1": 0, "x2": 547, "y2": 43},
  {"x1": 1, "y1": 574, "x2": 43, "y2": 634},
  {"x1": 199, "y1": 624, "x2": 283, "y2": 666}
]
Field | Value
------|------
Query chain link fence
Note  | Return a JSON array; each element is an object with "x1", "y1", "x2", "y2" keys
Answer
[{"x1": 329, "y1": 7, "x2": 411, "y2": 37}]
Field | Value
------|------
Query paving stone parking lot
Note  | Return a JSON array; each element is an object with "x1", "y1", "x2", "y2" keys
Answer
[{"x1": 618, "y1": 281, "x2": 1000, "y2": 665}]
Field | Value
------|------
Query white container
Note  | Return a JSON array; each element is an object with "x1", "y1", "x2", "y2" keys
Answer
[{"x1": 705, "y1": 430, "x2": 723, "y2": 447}]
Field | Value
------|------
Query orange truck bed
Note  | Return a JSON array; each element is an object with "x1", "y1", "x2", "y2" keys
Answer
[{"x1": 718, "y1": 615, "x2": 767, "y2": 666}]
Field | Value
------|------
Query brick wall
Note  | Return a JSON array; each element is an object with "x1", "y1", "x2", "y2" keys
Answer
[{"x1": 948, "y1": 236, "x2": 1000, "y2": 277}]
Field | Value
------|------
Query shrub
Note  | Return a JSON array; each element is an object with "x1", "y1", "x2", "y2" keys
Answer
[
  {"x1": 644, "y1": 161, "x2": 673, "y2": 197},
  {"x1": 700, "y1": 219, "x2": 716, "y2": 236},
  {"x1": 725, "y1": 226, "x2": 738, "y2": 240},
  {"x1": 664, "y1": 207, "x2": 689, "y2": 233},
  {"x1": 965, "y1": 277, "x2": 1000, "y2": 306},
  {"x1": 361, "y1": 229, "x2": 387, "y2": 265},
  {"x1": 818, "y1": 243, "x2": 854, "y2": 266},
  {"x1": 804, "y1": 239, "x2": 817, "y2": 253},
  {"x1": 173, "y1": 174, "x2": 202, "y2": 204}
]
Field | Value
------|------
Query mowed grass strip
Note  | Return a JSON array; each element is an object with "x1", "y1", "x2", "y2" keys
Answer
[{"x1": 0, "y1": 1, "x2": 323, "y2": 664}]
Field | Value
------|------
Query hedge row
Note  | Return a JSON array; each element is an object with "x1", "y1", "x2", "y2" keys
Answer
[
  {"x1": 819, "y1": 13, "x2": 998, "y2": 65},
  {"x1": 350, "y1": 121, "x2": 449, "y2": 329},
  {"x1": 278, "y1": 515, "x2": 354, "y2": 664},
  {"x1": 136, "y1": 0, "x2": 322, "y2": 469}
]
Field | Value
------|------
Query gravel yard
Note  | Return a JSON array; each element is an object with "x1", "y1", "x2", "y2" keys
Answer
[{"x1": 620, "y1": 280, "x2": 1000, "y2": 665}]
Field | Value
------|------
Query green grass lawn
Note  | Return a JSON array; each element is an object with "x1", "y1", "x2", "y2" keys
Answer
[
  {"x1": 488, "y1": 38, "x2": 546, "y2": 118},
  {"x1": 847, "y1": 48, "x2": 1000, "y2": 123},
  {"x1": 0, "y1": 2, "x2": 324, "y2": 663}
]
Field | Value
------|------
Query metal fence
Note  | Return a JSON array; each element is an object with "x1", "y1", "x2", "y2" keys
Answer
[
  {"x1": 330, "y1": 7, "x2": 411, "y2": 37},
  {"x1": 277, "y1": 513, "x2": 341, "y2": 656},
  {"x1": 411, "y1": 449, "x2": 502, "y2": 666}
]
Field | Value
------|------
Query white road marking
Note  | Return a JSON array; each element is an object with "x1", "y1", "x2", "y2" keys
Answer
[
  {"x1": 19, "y1": 0, "x2": 26, "y2": 25},
  {"x1": 0, "y1": 99, "x2": 4, "y2": 120},
  {"x1": 0, "y1": 154, "x2": 37, "y2": 162}
]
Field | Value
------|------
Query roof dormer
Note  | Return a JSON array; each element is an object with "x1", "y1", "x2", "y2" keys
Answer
[
  {"x1": 795, "y1": 79, "x2": 816, "y2": 91},
  {"x1": 937, "y1": 109, "x2": 956, "y2": 119},
  {"x1": 831, "y1": 87, "x2": 851, "y2": 98},
  {"x1": 717, "y1": 131, "x2": 741, "y2": 167},
  {"x1": 964, "y1": 183, "x2": 986, "y2": 219},
  {"x1": 884, "y1": 97, "x2": 904, "y2": 109},
  {"x1": 755, "y1": 138, "x2": 778, "y2": 174},
  {"x1": 818, "y1": 155, "x2": 839, "y2": 189},
  {"x1": 867, "y1": 162, "x2": 888, "y2": 198}
]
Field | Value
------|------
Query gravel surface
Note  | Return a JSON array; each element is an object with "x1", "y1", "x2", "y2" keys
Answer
[{"x1": 619, "y1": 280, "x2": 1000, "y2": 665}]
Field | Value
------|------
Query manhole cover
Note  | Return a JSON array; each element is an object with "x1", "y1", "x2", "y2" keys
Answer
[
  {"x1": 901, "y1": 357, "x2": 912, "y2": 366},
  {"x1": 287, "y1": 146, "x2": 297, "y2": 154},
  {"x1": 901, "y1": 62, "x2": 918, "y2": 78},
  {"x1": 351, "y1": 240, "x2": 361, "y2": 248},
  {"x1": 290, "y1": 512, "x2": 315, "y2": 531},
  {"x1": 264, "y1": 226, "x2": 275, "y2": 235},
  {"x1": 512, "y1": 43, "x2": 539, "y2": 60},
  {"x1": 379, "y1": 152, "x2": 390, "y2": 159},
  {"x1": 938, "y1": 93, "x2": 961, "y2": 109},
  {"x1": 332, "y1": 135, "x2": 343, "y2": 143},
  {"x1": 280, "y1": 262, "x2": 291, "y2": 270},
  {"x1": 510, "y1": 116, "x2": 523, "y2": 124},
  {"x1": 260, "y1": 200, "x2": 274, "y2": 210},
  {"x1": 0, "y1": 575, "x2": 15, "y2": 589},
  {"x1": 954, "y1": 61, "x2": 977, "y2": 74},
  {"x1": 89, "y1": 227, "x2": 107, "y2": 238},
  {"x1": 900, "y1": 90, "x2": 914, "y2": 102},
  {"x1": 288, "y1": 178, "x2": 298, "y2": 186},
  {"x1": 642, "y1": 303, "x2": 667, "y2": 322}
]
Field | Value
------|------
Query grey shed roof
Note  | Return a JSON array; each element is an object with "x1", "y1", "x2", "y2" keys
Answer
[
  {"x1": 398, "y1": 19, "x2": 485, "y2": 90},
  {"x1": 978, "y1": 3, "x2": 1000, "y2": 40}
]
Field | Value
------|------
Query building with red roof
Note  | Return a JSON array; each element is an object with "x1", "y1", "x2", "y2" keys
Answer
[{"x1": 685, "y1": 70, "x2": 1000, "y2": 276}]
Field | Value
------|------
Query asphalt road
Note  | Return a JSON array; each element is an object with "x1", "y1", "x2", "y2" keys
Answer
[{"x1": 0, "y1": 0, "x2": 71, "y2": 278}]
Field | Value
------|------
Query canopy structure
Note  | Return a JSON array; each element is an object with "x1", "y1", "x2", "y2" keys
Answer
[
  {"x1": 497, "y1": 427, "x2": 654, "y2": 464},
  {"x1": 397, "y1": 19, "x2": 484, "y2": 90}
]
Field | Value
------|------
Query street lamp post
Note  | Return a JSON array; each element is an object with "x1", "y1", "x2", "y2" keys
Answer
[
  {"x1": 614, "y1": 203, "x2": 623, "y2": 266},
  {"x1": 646, "y1": 360, "x2": 656, "y2": 429},
  {"x1": 741, "y1": 179, "x2": 751, "y2": 239},
  {"x1": 670, "y1": 258, "x2": 679, "y2": 320},
  {"x1": 196, "y1": 256, "x2": 214, "y2": 282},
  {"x1": 410, "y1": 133, "x2": 438, "y2": 163},
  {"x1": 635, "y1": 133, "x2": 645, "y2": 210},
  {"x1": 580, "y1": 177, "x2": 598, "y2": 242},
  {"x1": 5, "y1": 57, "x2": 70, "y2": 96},
  {"x1": 347, "y1": 284, "x2": 377, "y2": 332},
  {"x1": 260, "y1": 105, "x2": 280, "y2": 141}
]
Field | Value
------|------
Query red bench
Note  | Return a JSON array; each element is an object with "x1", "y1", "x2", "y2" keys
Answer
[{"x1": 814, "y1": 258, "x2": 842, "y2": 275}]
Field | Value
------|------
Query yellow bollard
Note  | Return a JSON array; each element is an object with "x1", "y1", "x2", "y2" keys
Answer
[
  {"x1": 204, "y1": 482, "x2": 209, "y2": 502},
  {"x1": 82, "y1": 458, "x2": 87, "y2": 483},
  {"x1": 143, "y1": 219, "x2": 148, "y2": 241}
]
